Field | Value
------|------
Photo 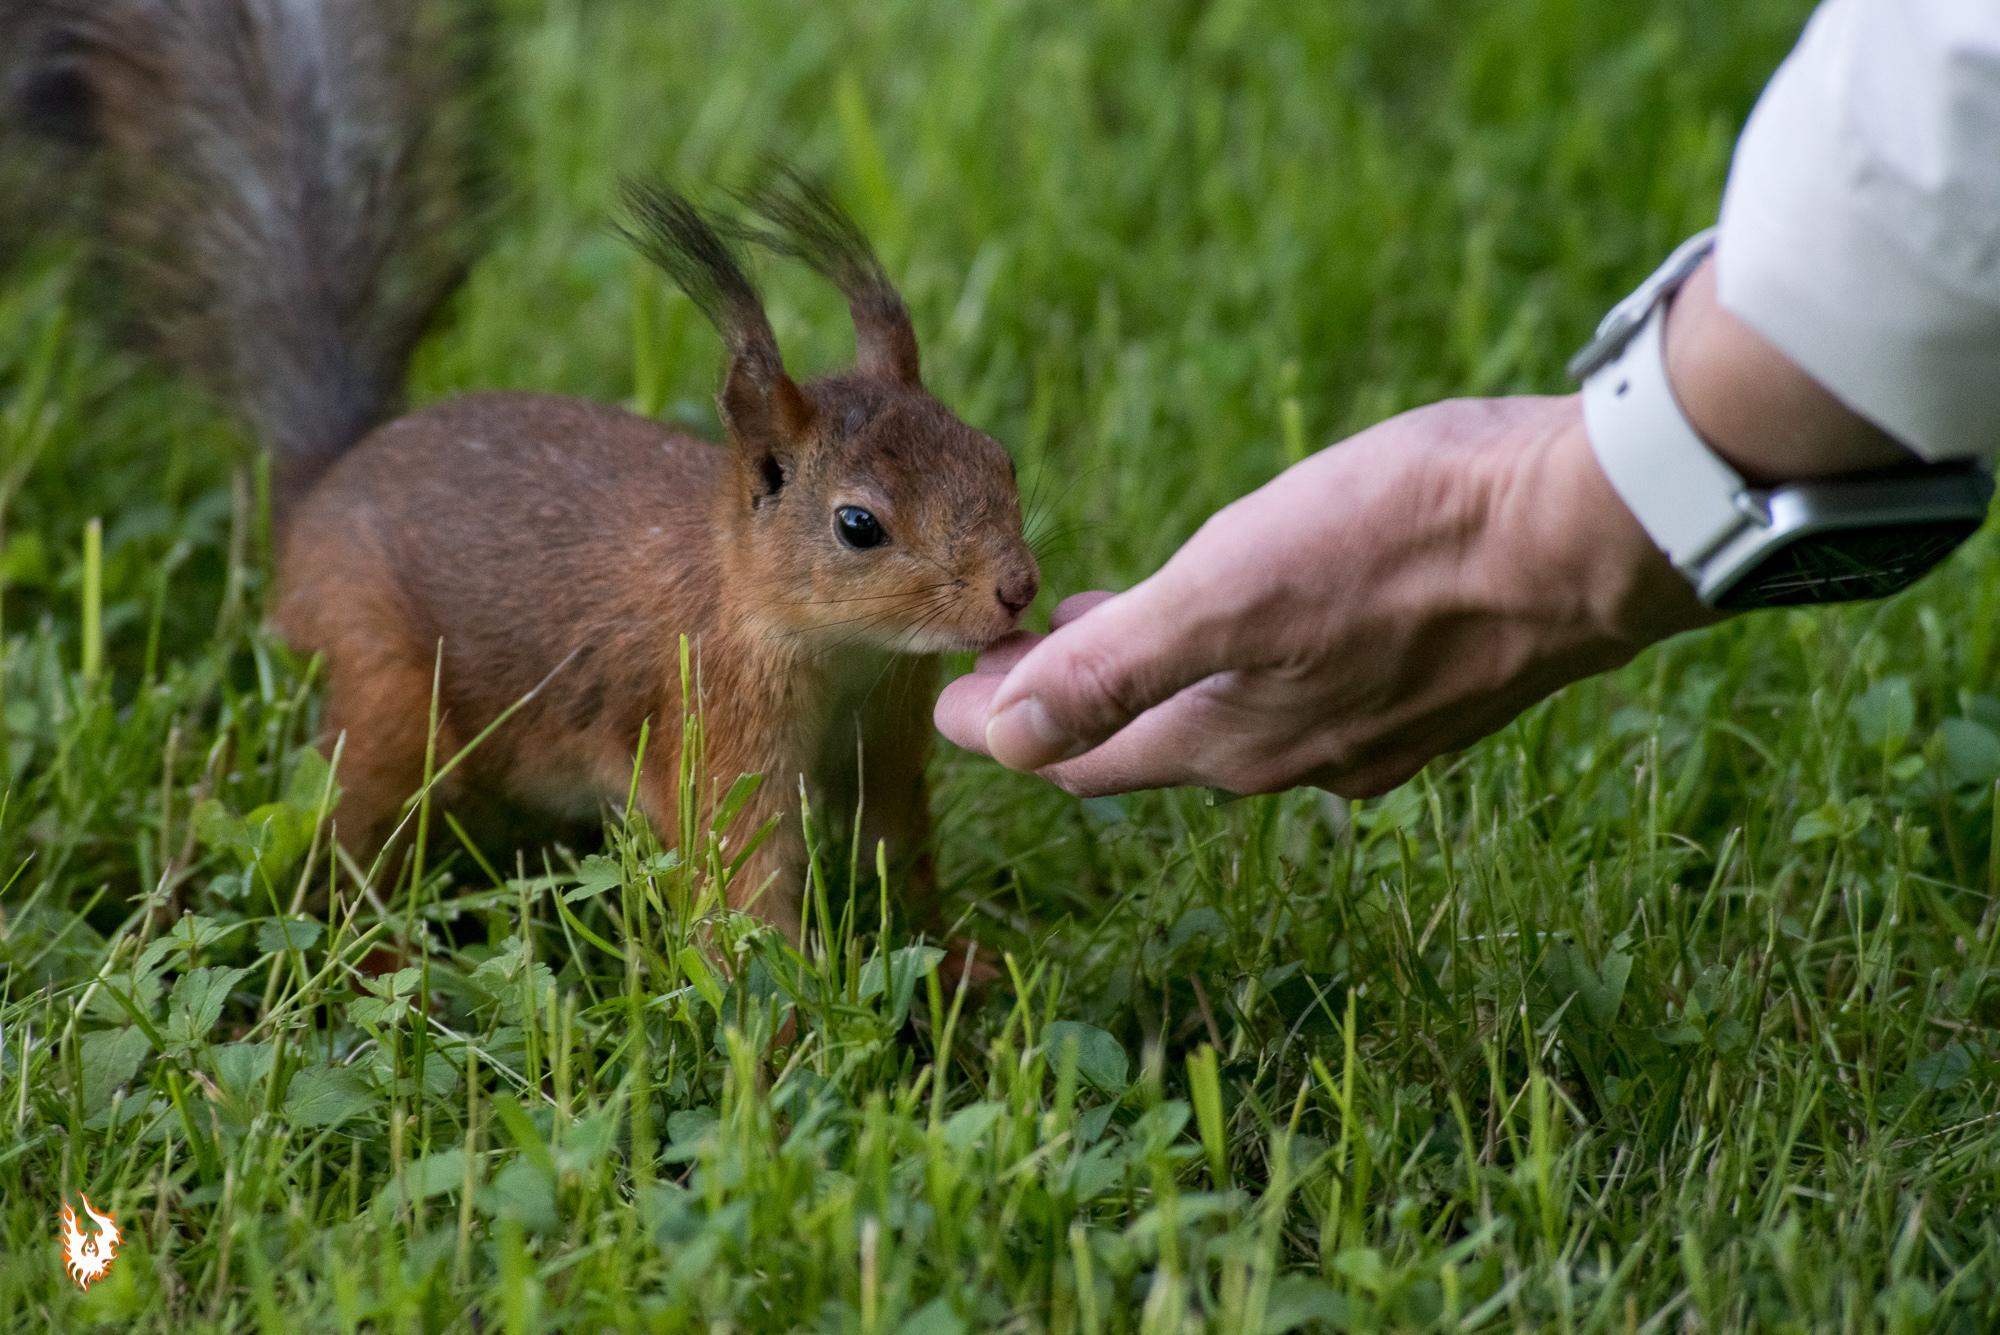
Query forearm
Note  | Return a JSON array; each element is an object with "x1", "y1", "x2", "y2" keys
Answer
[
  {"x1": 1662, "y1": 256, "x2": 1915, "y2": 485},
  {"x1": 1706, "y1": 0, "x2": 2000, "y2": 465}
]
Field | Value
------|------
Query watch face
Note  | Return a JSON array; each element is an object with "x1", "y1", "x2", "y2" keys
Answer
[{"x1": 1714, "y1": 519, "x2": 1983, "y2": 611}]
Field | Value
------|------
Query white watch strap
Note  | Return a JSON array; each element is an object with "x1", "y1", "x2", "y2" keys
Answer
[{"x1": 1580, "y1": 249, "x2": 1764, "y2": 590}]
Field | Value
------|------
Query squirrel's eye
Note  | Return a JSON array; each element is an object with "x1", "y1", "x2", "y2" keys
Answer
[{"x1": 835, "y1": 506, "x2": 887, "y2": 550}]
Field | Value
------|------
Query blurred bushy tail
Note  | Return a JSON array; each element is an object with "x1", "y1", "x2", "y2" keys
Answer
[{"x1": 0, "y1": 0, "x2": 494, "y2": 514}]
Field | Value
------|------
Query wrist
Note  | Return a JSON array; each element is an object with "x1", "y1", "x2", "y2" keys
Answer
[
  {"x1": 1662, "y1": 257, "x2": 1915, "y2": 484},
  {"x1": 1481, "y1": 394, "x2": 1717, "y2": 646}
]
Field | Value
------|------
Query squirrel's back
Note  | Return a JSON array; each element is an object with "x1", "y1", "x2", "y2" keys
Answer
[
  {"x1": 277, "y1": 390, "x2": 732, "y2": 731},
  {"x1": 2, "y1": 0, "x2": 488, "y2": 515},
  {"x1": 273, "y1": 389, "x2": 749, "y2": 850}
]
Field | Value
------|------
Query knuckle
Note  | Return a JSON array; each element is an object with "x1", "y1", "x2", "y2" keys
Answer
[
  {"x1": 1057, "y1": 641, "x2": 1149, "y2": 735},
  {"x1": 1051, "y1": 771, "x2": 1098, "y2": 798},
  {"x1": 1044, "y1": 757, "x2": 1110, "y2": 799}
]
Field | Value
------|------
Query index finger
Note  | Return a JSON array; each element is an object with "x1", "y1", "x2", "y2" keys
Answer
[
  {"x1": 984, "y1": 563, "x2": 1237, "y2": 771},
  {"x1": 1050, "y1": 590, "x2": 1118, "y2": 630}
]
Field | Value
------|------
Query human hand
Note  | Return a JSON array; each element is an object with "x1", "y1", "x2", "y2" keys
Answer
[{"x1": 935, "y1": 394, "x2": 1715, "y2": 798}]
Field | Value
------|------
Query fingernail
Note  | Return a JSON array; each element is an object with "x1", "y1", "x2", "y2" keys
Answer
[{"x1": 986, "y1": 697, "x2": 1089, "y2": 770}]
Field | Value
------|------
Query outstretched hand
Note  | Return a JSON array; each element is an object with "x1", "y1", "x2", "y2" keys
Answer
[{"x1": 935, "y1": 394, "x2": 1715, "y2": 798}]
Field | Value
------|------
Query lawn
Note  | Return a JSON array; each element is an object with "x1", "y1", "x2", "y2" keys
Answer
[{"x1": 5, "y1": 0, "x2": 1999, "y2": 1330}]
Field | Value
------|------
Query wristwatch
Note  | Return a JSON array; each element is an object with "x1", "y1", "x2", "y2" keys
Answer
[{"x1": 1568, "y1": 229, "x2": 1992, "y2": 610}]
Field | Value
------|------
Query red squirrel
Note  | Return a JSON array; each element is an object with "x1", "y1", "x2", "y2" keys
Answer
[{"x1": 10, "y1": 0, "x2": 1039, "y2": 944}]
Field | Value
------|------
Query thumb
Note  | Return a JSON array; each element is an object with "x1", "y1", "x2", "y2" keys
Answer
[{"x1": 983, "y1": 570, "x2": 1231, "y2": 772}]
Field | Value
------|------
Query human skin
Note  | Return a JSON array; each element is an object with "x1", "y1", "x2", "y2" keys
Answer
[{"x1": 933, "y1": 256, "x2": 1917, "y2": 797}]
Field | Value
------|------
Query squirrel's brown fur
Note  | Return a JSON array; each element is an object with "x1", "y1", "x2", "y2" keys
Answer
[{"x1": 7, "y1": 1, "x2": 1038, "y2": 942}]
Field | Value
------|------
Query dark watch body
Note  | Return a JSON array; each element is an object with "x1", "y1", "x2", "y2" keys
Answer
[{"x1": 1702, "y1": 464, "x2": 1993, "y2": 610}]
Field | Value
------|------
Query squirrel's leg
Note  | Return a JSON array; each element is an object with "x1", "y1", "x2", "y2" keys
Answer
[
  {"x1": 275, "y1": 524, "x2": 448, "y2": 883},
  {"x1": 859, "y1": 657, "x2": 998, "y2": 989},
  {"x1": 318, "y1": 648, "x2": 454, "y2": 880},
  {"x1": 858, "y1": 656, "x2": 942, "y2": 920},
  {"x1": 277, "y1": 623, "x2": 444, "y2": 882},
  {"x1": 860, "y1": 735, "x2": 937, "y2": 917},
  {"x1": 726, "y1": 809, "x2": 807, "y2": 946},
  {"x1": 637, "y1": 755, "x2": 806, "y2": 947}
]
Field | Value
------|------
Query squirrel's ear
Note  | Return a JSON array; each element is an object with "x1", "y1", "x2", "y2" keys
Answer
[
  {"x1": 737, "y1": 170, "x2": 922, "y2": 388},
  {"x1": 848, "y1": 288, "x2": 921, "y2": 388},
  {"x1": 617, "y1": 181, "x2": 820, "y2": 499},
  {"x1": 720, "y1": 355, "x2": 815, "y2": 482}
]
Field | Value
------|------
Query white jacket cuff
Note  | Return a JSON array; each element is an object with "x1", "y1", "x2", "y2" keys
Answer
[{"x1": 1715, "y1": 0, "x2": 2000, "y2": 463}]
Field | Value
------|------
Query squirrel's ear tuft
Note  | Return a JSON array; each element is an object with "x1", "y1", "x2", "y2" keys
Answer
[
  {"x1": 619, "y1": 179, "x2": 780, "y2": 379},
  {"x1": 619, "y1": 178, "x2": 814, "y2": 455},
  {"x1": 734, "y1": 167, "x2": 921, "y2": 389}
]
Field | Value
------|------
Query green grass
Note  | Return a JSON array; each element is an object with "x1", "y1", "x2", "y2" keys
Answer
[{"x1": 7, "y1": 0, "x2": 2000, "y2": 1329}]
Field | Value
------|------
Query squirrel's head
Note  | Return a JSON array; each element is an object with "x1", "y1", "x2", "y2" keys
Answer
[{"x1": 622, "y1": 175, "x2": 1037, "y2": 655}]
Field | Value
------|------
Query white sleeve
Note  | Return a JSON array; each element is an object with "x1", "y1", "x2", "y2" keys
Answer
[{"x1": 1715, "y1": 0, "x2": 2000, "y2": 462}]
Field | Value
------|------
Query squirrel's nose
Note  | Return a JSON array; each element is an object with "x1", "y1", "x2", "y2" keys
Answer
[{"x1": 996, "y1": 573, "x2": 1039, "y2": 618}]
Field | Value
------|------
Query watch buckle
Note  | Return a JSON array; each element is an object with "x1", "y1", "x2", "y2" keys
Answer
[{"x1": 1731, "y1": 490, "x2": 1773, "y2": 527}]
